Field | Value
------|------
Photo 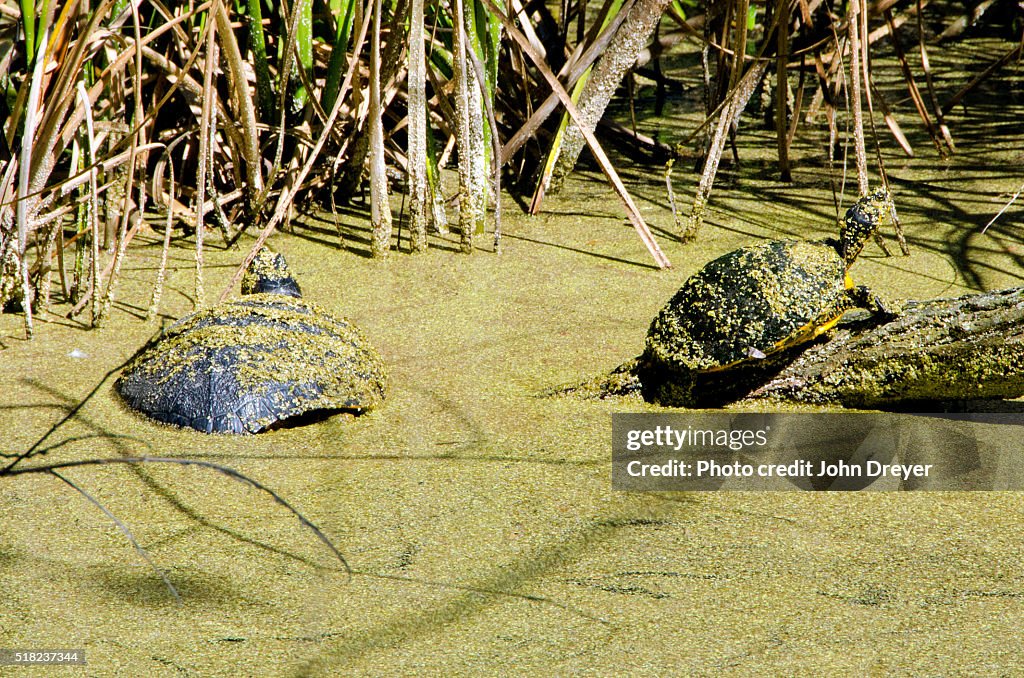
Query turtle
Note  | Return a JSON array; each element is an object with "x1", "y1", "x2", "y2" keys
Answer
[
  {"x1": 643, "y1": 188, "x2": 898, "y2": 406},
  {"x1": 116, "y1": 247, "x2": 386, "y2": 434}
]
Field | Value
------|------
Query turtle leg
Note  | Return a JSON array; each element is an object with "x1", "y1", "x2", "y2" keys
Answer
[{"x1": 848, "y1": 284, "x2": 902, "y2": 318}]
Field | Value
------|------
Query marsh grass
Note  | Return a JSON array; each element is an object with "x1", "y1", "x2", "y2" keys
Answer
[{"x1": 0, "y1": 0, "x2": 1020, "y2": 338}]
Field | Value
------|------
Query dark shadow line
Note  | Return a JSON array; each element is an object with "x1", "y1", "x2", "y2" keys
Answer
[
  {"x1": 119, "y1": 450, "x2": 607, "y2": 467},
  {"x1": 501, "y1": 232, "x2": 662, "y2": 270},
  {"x1": 5, "y1": 379, "x2": 346, "y2": 574}
]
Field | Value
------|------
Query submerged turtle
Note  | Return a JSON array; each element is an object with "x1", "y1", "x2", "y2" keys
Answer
[
  {"x1": 644, "y1": 189, "x2": 897, "y2": 406},
  {"x1": 116, "y1": 248, "x2": 386, "y2": 434}
]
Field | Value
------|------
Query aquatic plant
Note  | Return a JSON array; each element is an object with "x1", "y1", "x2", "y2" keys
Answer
[{"x1": 0, "y1": 0, "x2": 1019, "y2": 337}]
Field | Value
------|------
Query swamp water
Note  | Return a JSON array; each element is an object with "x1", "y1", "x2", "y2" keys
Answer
[{"x1": 3, "y1": 37, "x2": 1024, "y2": 677}]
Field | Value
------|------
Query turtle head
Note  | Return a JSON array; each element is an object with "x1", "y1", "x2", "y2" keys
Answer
[
  {"x1": 840, "y1": 188, "x2": 893, "y2": 266},
  {"x1": 242, "y1": 247, "x2": 302, "y2": 298}
]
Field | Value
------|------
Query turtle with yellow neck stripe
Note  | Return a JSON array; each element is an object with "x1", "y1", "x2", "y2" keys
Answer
[{"x1": 644, "y1": 189, "x2": 899, "y2": 406}]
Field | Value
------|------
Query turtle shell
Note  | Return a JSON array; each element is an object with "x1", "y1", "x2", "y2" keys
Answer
[
  {"x1": 646, "y1": 239, "x2": 849, "y2": 374},
  {"x1": 116, "y1": 294, "x2": 386, "y2": 434}
]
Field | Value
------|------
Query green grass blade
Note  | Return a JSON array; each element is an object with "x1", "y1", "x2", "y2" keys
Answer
[
  {"x1": 531, "y1": 0, "x2": 625, "y2": 212},
  {"x1": 292, "y1": 0, "x2": 313, "y2": 113},
  {"x1": 246, "y1": 0, "x2": 277, "y2": 121},
  {"x1": 20, "y1": 0, "x2": 36, "y2": 63},
  {"x1": 323, "y1": 0, "x2": 358, "y2": 111}
]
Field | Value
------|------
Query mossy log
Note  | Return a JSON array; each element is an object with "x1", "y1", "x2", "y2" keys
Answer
[
  {"x1": 573, "y1": 287, "x2": 1024, "y2": 409},
  {"x1": 741, "y1": 286, "x2": 1024, "y2": 408}
]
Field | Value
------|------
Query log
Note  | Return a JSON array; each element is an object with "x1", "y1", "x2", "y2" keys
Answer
[
  {"x1": 745, "y1": 286, "x2": 1024, "y2": 408},
  {"x1": 565, "y1": 287, "x2": 1024, "y2": 409}
]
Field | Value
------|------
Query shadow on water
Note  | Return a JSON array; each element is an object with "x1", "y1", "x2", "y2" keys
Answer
[
  {"x1": 291, "y1": 203, "x2": 472, "y2": 257},
  {"x1": 1, "y1": 375, "x2": 348, "y2": 592},
  {"x1": 0, "y1": 367, "x2": 626, "y2": 628},
  {"x1": 295, "y1": 499, "x2": 700, "y2": 674},
  {"x1": 87, "y1": 564, "x2": 247, "y2": 609},
  {"x1": 501, "y1": 232, "x2": 662, "y2": 270},
  {"x1": 0, "y1": 380, "x2": 676, "y2": 658}
]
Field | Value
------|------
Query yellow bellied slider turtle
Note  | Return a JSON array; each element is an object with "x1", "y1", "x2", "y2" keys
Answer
[
  {"x1": 116, "y1": 248, "x2": 386, "y2": 433},
  {"x1": 644, "y1": 189, "x2": 897, "y2": 406}
]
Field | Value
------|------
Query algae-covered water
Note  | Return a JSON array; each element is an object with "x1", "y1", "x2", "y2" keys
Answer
[{"x1": 3, "y1": 36, "x2": 1024, "y2": 676}]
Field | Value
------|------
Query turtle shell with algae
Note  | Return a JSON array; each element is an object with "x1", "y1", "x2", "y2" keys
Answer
[
  {"x1": 646, "y1": 239, "x2": 850, "y2": 375},
  {"x1": 116, "y1": 294, "x2": 387, "y2": 434},
  {"x1": 644, "y1": 190, "x2": 894, "y2": 398}
]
